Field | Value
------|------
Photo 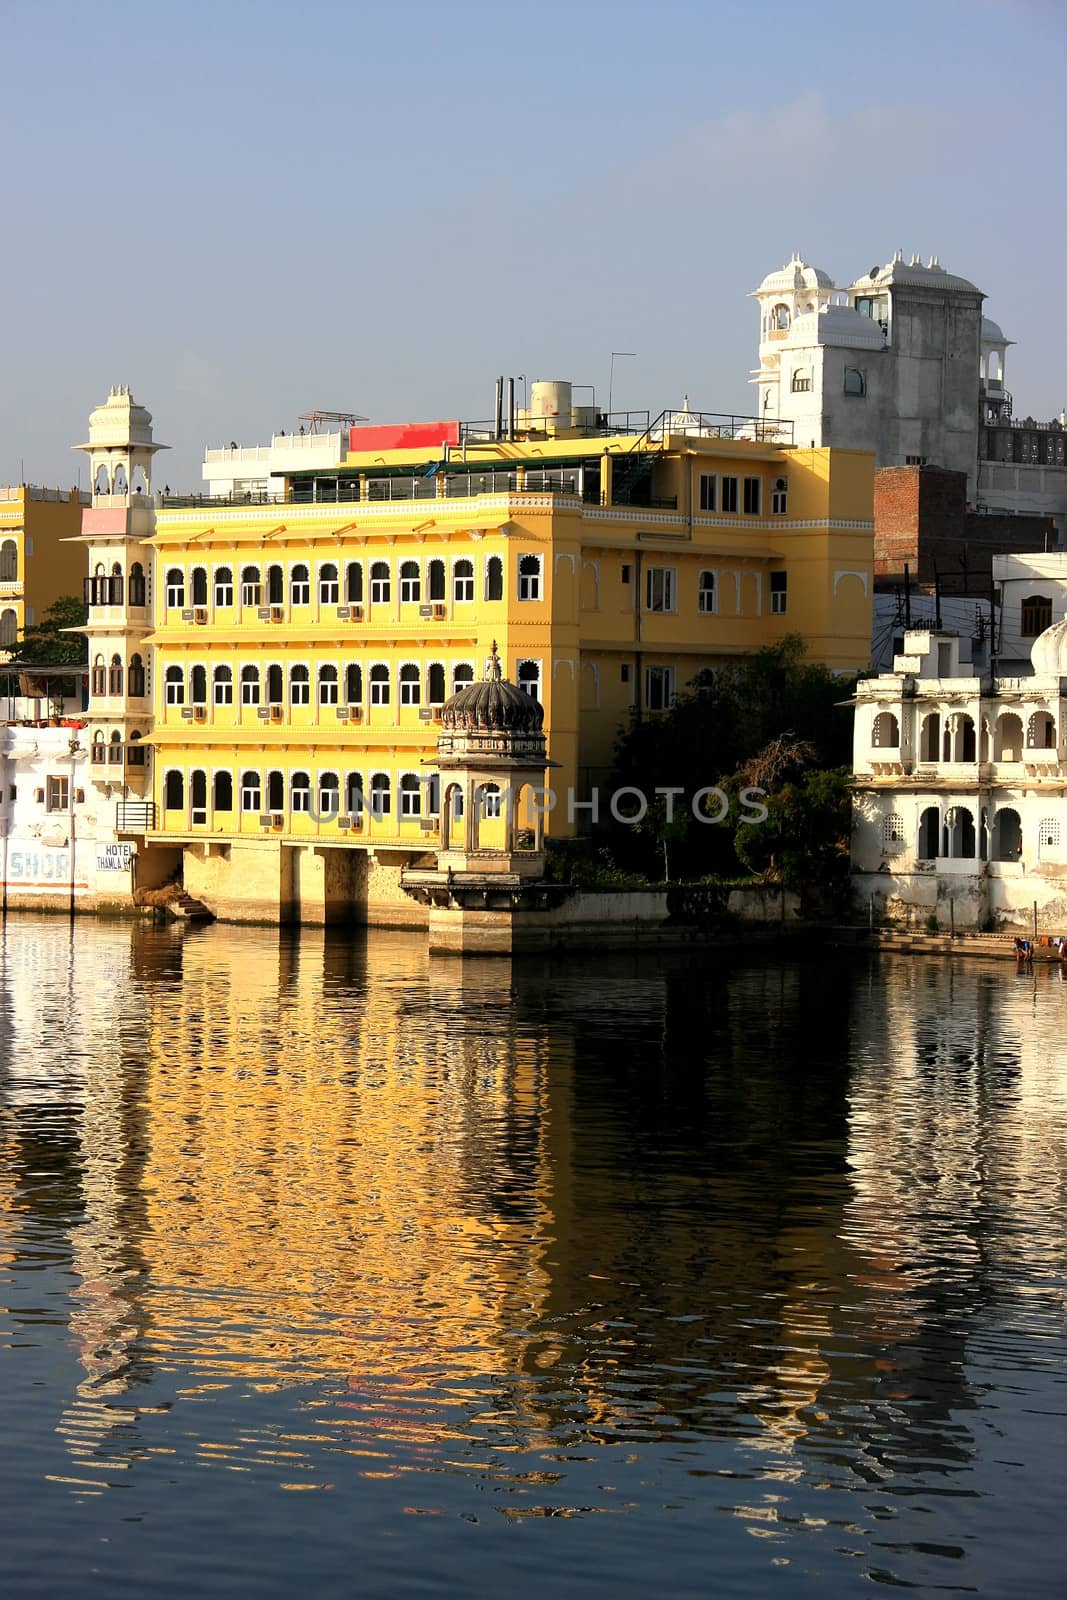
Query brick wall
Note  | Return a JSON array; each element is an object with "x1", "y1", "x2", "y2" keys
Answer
[{"x1": 875, "y1": 465, "x2": 1055, "y2": 588}]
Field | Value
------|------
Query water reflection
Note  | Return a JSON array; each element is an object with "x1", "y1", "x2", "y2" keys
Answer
[{"x1": 0, "y1": 922, "x2": 1065, "y2": 1596}]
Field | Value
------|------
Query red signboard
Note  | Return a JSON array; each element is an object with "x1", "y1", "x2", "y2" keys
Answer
[{"x1": 348, "y1": 420, "x2": 460, "y2": 455}]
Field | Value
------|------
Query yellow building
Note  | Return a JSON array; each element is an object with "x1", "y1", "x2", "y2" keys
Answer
[
  {"x1": 0, "y1": 484, "x2": 89, "y2": 656},
  {"x1": 79, "y1": 389, "x2": 873, "y2": 923}
]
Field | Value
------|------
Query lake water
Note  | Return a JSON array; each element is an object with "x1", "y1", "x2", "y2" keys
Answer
[{"x1": 0, "y1": 919, "x2": 1064, "y2": 1598}]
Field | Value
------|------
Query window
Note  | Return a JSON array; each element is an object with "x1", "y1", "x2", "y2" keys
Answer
[
  {"x1": 721, "y1": 476, "x2": 739, "y2": 514},
  {"x1": 214, "y1": 771, "x2": 234, "y2": 812},
  {"x1": 109, "y1": 564, "x2": 124, "y2": 605},
  {"x1": 191, "y1": 568, "x2": 208, "y2": 607},
  {"x1": 478, "y1": 783, "x2": 501, "y2": 819},
  {"x1": 90, "y1": 732, "x2": 106, "y2": 766},
  {"x1": 517, "y1": 659, "x2": 541, "y2": 699},
  {"x1": 843, "y1": 368, "x2": 866, "y2": 397},
  {"x1": 108, "y1": 654, "x2": 123, "y2": 696},
  {"x1": 1040, "y1": 817, "x2": 1060, "y2": 849},
  {"x1": 166, "y1": 568, "x2": 185, "y2": 609},
  {"x1": 318, "y1": 665, "x2": 339, "y2": 706},
  {"x1": 46, "y1": 776, "x2": 69, "y2": 813},
  {"x1": 518, "y1": 554, "x2": 542, "y2": 601},
  {"x1": 699, "y1": 571, "x2": 717, "y2": 614},
  {"x1": 345, "y1": 663, "x2": 363, "y2": 704},
  {"x1": 266, "y1": 664, "x2": 283, "y2": 704},
  {"x1": 240, "y1": 665, "x2": 260, "y2": 705},
  {"x1": 428, "y1": 559, "x2": 446, "y2": 602},
  {"x1": 872, "y1": 711, "x2": 900, "y2": 748},
  {"x1": 645, "y1": 665, "x2": 675, "y2": 711},
  {"x1": 399, "y1": 774, "x2": 421, "y2": 817},
  {"x1": 645, "y1": 567, "x2": 676, "y2": 613},
  {"x1": 0, "y1": 540, "x2": 16, "y2": 581},
  {"x1": 267, "y1": 771, "x2": 285, "y2": 812},
  {"x1": 399, "y1": 560, "x2": 421, "y2": 604},
  {"x1": 127, "y1": 732, "x2": 146, "y2": 767},
  {"x1": 267, "y1": 564, "x2": 284, "y2": 605},
  {"x1": 370, "y1": 561, "x2": 390, "y2": 604},
  {"x1": 319, "y1": 563, "x2": 339, "y2": 605},
  {"x1": 770, "y1": 570, "x2": 788, "y2": 614},
  {"x1": 428, "y1": 663, "x2": 445, "y2": 704},
  {"x1": 164, "y1": 771, "x2": 184, "y2": 811},
  {"x1": 771, "y1": 477, "x2": 788, "y2": 515},
  {"x1": 319, "y1": 773, "x2": 340, "y2": 816},
  {"x1": 346, "y1": 773, "x2": 365, "y2": 816},
  {"x1": 128, "y1": 654, "x2": 146, "y2": 696},
  {"x1": 190, "y1": 769, "x2": 208, "y2": 823},
  {"x1": 213, "y1": 665, "x2": 233, "y2": 706},
  {"x1": 454, "y1": 558, "x2": 474, "y2": 603},
  {"x1": 92, "y1": 655, "x2": 106, "y2": 696},
  {"x1": 369, "y1": 664, "x2": 390, "y2": 705},
  {"x1": 791, "y1": 370, "x2": 811, "y2": 393},
  {"x1": 290, "y1": 665, "x2": 310, "y2": 706},
  {"x1": 291, "y1": 773, "x2": 311, "y2": 813},
  {"x1": 241, "y1": 565, "x2": 261, "y2": 607},
  {"x1": 345, "y1": 561, "x2": 363, "y2": 604},
  {"x1": 165, "y1": 666, "x2": 184, "y2": 706},
  {"x1": 0, "y1": 608, "x2": 16, "y2": 648},
  {"x1": 214, "y1": 567, "x2": 234, "y2": 607},
  {"x1": 485, "y1": 555, "x2": 504, "y2": 601},
  {"x1": 370, "y1": 771, "x2": 391, "y2": 817},
  {"x1": 904, "y1": 454, "x2": 928, "y2": 467},
  {"x1": 190, "y1": 665, "x2": 207, "y2": 705},
  {"x1": 771, "y1": 303, "x2": 790, "y2": 331},
  {"x1": 453, "y1": 663, "x2": 474, "y2": 692},
  {"x1": 621, "y1": 563, "x2": 632, "y2": 584},
  {"x1": 290, "y1": 564, "x2": 310, "y2": 606},
  {"x1": 743, "y1": 477, "x2": 762, "y2": 515},
  {"x1": 241, "y1": 771, "x2": 261, "y2": 812},
  {"x1": 1027, "y1": 710, "x2": 1056, "y2": 749},
  {"x1": 698, "y1": 474, "x2": 716, "y2": 512},
  {"x1": 620, "y1": 664, "x2": 631, "y2": 684},
  {"x1": 1021, "y1": 595, "x2": 1053, "y2": 637},
  {"x1": 129, "y1": 562, "x2": 146, "y2": 607},
  {"x1": 106, "y1": 731, "x2": 123, "y2": 765},
  {"x1": 399, "y1": 664, "x2": 421, "y2": 706},
  {"x1": 881, "y1": 814, "x2": 906, "y2": 851}
]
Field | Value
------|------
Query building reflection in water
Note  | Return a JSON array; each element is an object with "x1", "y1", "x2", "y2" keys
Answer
[{"x1": 0, "y1": 923, "x2": 1064, "y2": 1543}]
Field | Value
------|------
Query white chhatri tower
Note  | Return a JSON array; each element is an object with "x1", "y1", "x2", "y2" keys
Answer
[
  {"x1": 73, "y1": 388, "x2": 167, "y2": 798},
  {"x1": 750, "y1": 253, "x2": 837, "y2": 420}
]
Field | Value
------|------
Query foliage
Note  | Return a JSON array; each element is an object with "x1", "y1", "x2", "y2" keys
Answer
[
  {"x1": 732, "y1": 765, "x2": 853, "y2": 895},
  {"x1": 8, "y1": 595, "x2": 88, "y2": 667}
]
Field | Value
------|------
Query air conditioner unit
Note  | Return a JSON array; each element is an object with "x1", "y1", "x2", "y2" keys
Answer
[
  {"x1": 419, "y1": 819, "x2": 437, "y2": 832},
  {"x1": 193, "y1": 607, "x2": 208, "y2": 624},
  {"x1": 419, "y1": 604, "x2": 433, "y2": 619},
  {"x1": 257, "y1": 606, "x2": 272, "y2": 621},
  {"x1": 269, "y1": 705, "x2": 283, "y2": 722},
  {"x1": 418, "y1": 708, "x2": 433, "y2": 721},
  {"x1": 257, "y1": 706, "x2": 271, "y2": 720},
  {"x1": 181, "y1": 608, "x2": 195, "y2": 622},
  {"x1": 180, "y1": 707, "x2": 195, "y2": 720},
  {"x1": 269, "y1": 605, "x2": 284, "y2": 622},
  {"x1": 347, "y1": 604, "x2": 363, "y2": 621},
  {"x1": 258, "y1": 813, "x2": 273, "y2": 829},
  {"x1": 336, "y1": 706, "x2": 350, "y2": 720},
  {"x1": 337, "y1": 815, "x2": 351, "y2": 830},
  {"x1": 341, "y1": 813, "x2": 362, "y2": 830},
  {"x1": 432, "y1": 603, "x2": 446, "y2": 619},
  {"x1": 336, "y1": 605, "x2": 351, "y2": 620}
]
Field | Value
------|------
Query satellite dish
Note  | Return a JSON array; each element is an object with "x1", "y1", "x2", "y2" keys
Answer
[{"x1": 870, "y1": 265, "x2": 880, "y2": 279}]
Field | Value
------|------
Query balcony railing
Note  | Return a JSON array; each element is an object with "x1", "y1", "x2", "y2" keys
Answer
[{"x1": 115, "y1": 801, "x2": 156, "y2": 832}]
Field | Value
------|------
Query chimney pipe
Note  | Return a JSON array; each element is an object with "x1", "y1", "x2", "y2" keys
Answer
[
  {"x1": 506, "y1": 377, "x2": 515, "y2": 441},
  {"x1": 494, "y1": 377, "x2": 504, "y2": 441}
]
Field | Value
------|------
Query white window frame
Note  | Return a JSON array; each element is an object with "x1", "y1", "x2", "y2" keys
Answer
[
  {"x1": 213, "y1": 666, "x2": 233, "y2": 706},
  {"x1": 164, "y1": 667, "x2": 184, "y2": 706},
  {"x1": 698, "y1": 473, "x2": 716, "y2": 513},
  {"x1": 214, "y1": 568, "x2": 234, "y2": 608},
  {"x1": 399, "y1": 664, "x2": 421, "y2": 706},
  {"x1": 721, "y1": 476, "x2": 739, "y2": 514},
  {"x1": 770, "y1": 571, "x2": 788, "y2": 615},
  {"x1": 165, "y1": 570, "x2": 185, "y2": 609},
  {"x1": 240, "y1": 666, "x2": 260, "y2": 706},
  {"x1": 645, "y1": 665, "x2": 676, "y2": 712},
  {"x1": 240, "y1": 772, "x2": 261, "y2": 812},
  {"x1": 240, "y1": 568, "x2": 261, "y2": 608},
  {"x1": 517, "y1": 554, "x2": 542, "y2": 602},
  {"x1": 645, "y1": 566, "x2": 676, "y2": 614},
  {"x1": 516, "y1": 658, "x2": 541, "y2": 699},
  {"x1": 771, "y1": 477, "x2": 788, "y2": 515},
  {"x1": 369, "y1": 664, "x2": 390, "y2": 706},
  {"x1": 399, "y1": 561, "x2": 421, "y2": 605},
  {"x1": 290, "y1": 565, "x2": 311, "y2": 607},
  {"x1": 290, "y1": 665, "x2": 311, "y2": 706},
  {"x1": 453, "y1": 559, "x2": 475, "y2": 604},
  {"x1": 399, "y1": 773, "x2": 422, "y2": 818},
  {"x1": 318, "y1": 665, "x2": 339, "y2": 706},
  {"x1": 318, "y1": 565, "x2": 339, "y2": 606},
  {"x1": 698, "y1": 571, "x2": 717, "y2": 615},
  {"x1": 290, "y1": 773, "x2": 311, "y2": 813},
  {"x1": 369, "y1": 562, "x2": 391, "y2": 605},
  {"x1": 743, "y1": 476, "x2": 762, "y2": 515}
]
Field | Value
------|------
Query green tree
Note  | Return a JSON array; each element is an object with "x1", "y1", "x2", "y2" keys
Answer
[{"x1": 8, "y1": 595, "x2": 88, "y2": 667}]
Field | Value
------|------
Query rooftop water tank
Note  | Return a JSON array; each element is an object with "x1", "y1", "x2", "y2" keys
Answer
[{"x1": 529, "y1": 381, "x2": 572, "y2": 434}]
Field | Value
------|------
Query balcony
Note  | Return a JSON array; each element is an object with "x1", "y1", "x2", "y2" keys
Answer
[{"x1": 116, "y1": 800, "x2": 156, "y2": 832}]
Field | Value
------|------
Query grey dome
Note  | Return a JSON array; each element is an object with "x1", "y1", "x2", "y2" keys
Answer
[{"x1": 440, "y1": 643, "x2": 544, "y2": 734}]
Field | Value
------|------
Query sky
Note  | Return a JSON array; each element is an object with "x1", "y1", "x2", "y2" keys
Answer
[{"x1": 1, "y1": 0, "x2": 1065, "y2": 491}]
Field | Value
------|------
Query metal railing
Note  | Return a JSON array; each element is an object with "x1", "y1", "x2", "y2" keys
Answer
[
  {"x1": 640, "y1": 409, "x2": 795, "y2": 446},
  {"x1": 115, "y1": 801, "x2": 156, "y2": 832}
]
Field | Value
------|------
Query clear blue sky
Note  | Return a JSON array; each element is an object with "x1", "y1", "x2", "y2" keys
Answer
[{"x1": 2, "y1": 0, "x2": 1065, "y2": 490}]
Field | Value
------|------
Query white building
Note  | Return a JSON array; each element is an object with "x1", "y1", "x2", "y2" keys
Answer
[
  {"x1": 992, "y1": 551, "x2": 1067, "y2": 674},
  {"x1": 851, "y1": 625, "x2": 1067, "y2": 932}
]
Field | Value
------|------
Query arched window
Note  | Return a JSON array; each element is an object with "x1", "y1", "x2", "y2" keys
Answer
[
  {"x1": 369, "y1": 664, "x2": 390, "y2": 705},
  {"x1": 992, "y1": 808, "x2": 1022, "y2": 861},
  {"x1": 370, "y1": 561, "x2": 390, "y2": 604},
  {"x1": 266, "y1": 664, "x2": 283, "y2": 704},
  {"x1": 790, "y1": 369, "x2": 811, "y2": 393},
  {"x1": 131, "y1": 466, "x2": 149, "y2": 497},
  {"x1": 92, "y1": 654, "x2": 107, "y2": 696},
  {"x1": 399, "y1": 664, "x2": 420, "y2": 705},
  {"x1": 880, "y1": 813, "x2": 906, "y2": 852},
  {"x1": 319, "y1": 772, "x2": 339, "y2": 816},
  {"x1": 127, "y1": 730, "x2": 146, "y2": 767},
  {"x1": 918, "y1": 806, "x2": 939, "y2": 860},
  {"x1": 453, "y1": 662, "x2": 474, "y2": 692},
  {"x1": 191, "y1": 568, "x2": 208, "y2": 606},
  {"x1": 428, "y1": 558, "x2": 445, "y2": 602},
  {"x1": 108, "y1": 730, "x2": 123, "y2": 765},
  {"x1": 399, "y1": 773, "x2": 421, "y2": 817},
  {"x1": 346, "y1": 772, "x2": 364, "y2": 816},
  {"x1": 370, "y1": 771, "x2": 391, "y2": 817},
  {"x1": 240, "y1": 664, "x2": 260, "y2": 705},
  {"x1": 108, "y1": 654, "x2": 123, "y2": 696},
  {"x1": 164, "y1": 770, "x2": 184, "y2": 810},
  {"x1": 241, "y1": 770, "x2": 261, "y2": 812},
  {"x1": 112, "y1": 464, "x2": 128, "y2": 496},
  {"x1": 318, "y1": 664, "x2": 339, "y2": 705},
  {"x1": 1027, "y1": 710, "x2": 1056, "y2": 749},
  {"x1": 266, "y1": 770, "x2": 285, "y2": 811},
  {"x1": 517, "y1": 659, "x2": 540, "y2": 698},
  {"x1": 166, "y1": 568, "x2": 185, "y2": 609},
  {"x1": 345, "y1": 561, "x2": 363, "y2": 604},
  {"x1": 128, "y1": 654, "x2": 146, "y2": 696},
  {"x1": 190, "y1": 664, "x2": 207, "y2": 705},
  {"x1": 214, "y1": 771, "x2": 234, "y2": 812},
  {"x1": 241, "y1": 565, "x2": 261, "y2": 607},
  {"x1": 91, "y1": 730, "x2": 107, "y2": 765},
  {"x1": 0, "y1": 540, "x2": 17, "y2": 581},
  {"x1": 1021, "y1": 595, "x2": 1053, "y2": 637},
  {"x1": 190, "y1": 769, "x2": 208, "y2": 824},
  {"x1": 291, "y1": 772, "x2": 311, "y2": 813},
  {"x1": 399, "y1": 560, "x2": 421, "y2": 604},
  {"x1": 345, "y1": 663, "x2": 363, "y2": 705},
  {"x1": 290, "y1": 563, "x2": 310, "y2": 606},
  {"x1": 454, "y1": 558, "x2": 474, "y2": 603},
  {"x1": 290, "y1": 664, "x2": 310, "y2": 706},
  {"x1": 994, "y1": 713, "x2": 1023, "y2": 761},
  {"x1": 481, "y1": 782, "x2": 502, "y2": 818},
  {"x1": 518, "y1": 553, "x2": 541, "y2": 601},
  {"x1": 318, "y1": 563, "x2": 339, "y2": 605},
  {"x1": 164, "y1": 665, "x2": 184, "y2": 706},
  {"x1": 94, "y1": 464, "x2": 111, "y2": 496},
  {"x1": 920, "y1": 712, "x2": 941, "y2": 762},
  {"x1": 267, "y1": 564, "x2": 284, "y2": 605},
  {"x1": 699, "y1": 571, "x2": 717, "y2": 614},
  {"x1": 213, "y1": 664, "x2": 233, "y2": 705},
  {"x1": 872, "y1": 711, "x2": 900, "y2": 748},
  {"x1": 843, "y1": 368, "x2": 866, "y2": 397},
  {"x1": 129, "y1": 562, "x2": 146, "y2": 606},
  {"x1": 107, "y1": 563, "x2": 124, "y2": 605},
  {"x1": 214, "y1": 566, "x2": 234, "y2": 608},
  {"x1": 944, "y1": 806, "x2": 976, "y2": 859},
  {"x1": 771, "y1": 303, "x2": 790, "y2": 330},
  {"x1": 485, "y1": 555, "x2": 504, "y2": 602},
  {"x1": 428, "y1": 663, "x2": 445, "y2": 704},
  {"x1": 0, "y1": 608, "x2": 16, "y2": 648}
]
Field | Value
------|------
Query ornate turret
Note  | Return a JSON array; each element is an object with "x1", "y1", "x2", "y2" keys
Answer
[{"x1": 441, "y1": 647, "x2": 544, "y2": 735}]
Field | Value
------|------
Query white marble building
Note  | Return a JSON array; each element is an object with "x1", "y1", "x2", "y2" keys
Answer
[{"x1": 851, "y1": 625, "x2": 1067, "y2": 931}]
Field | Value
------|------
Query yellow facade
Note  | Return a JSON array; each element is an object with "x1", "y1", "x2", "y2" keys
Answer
[
  {"x1": 128, "y1": 424, "x2": 873, "y2": 918},
  {"x1": 0, "y1": 486, "x2": 88, "y2": 655}
]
